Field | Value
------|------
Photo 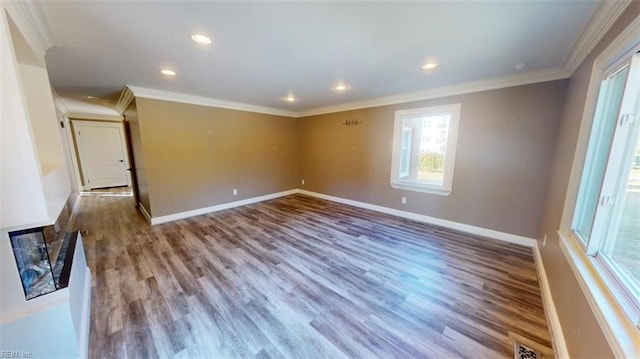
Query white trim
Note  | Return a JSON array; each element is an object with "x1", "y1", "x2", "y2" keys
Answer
[
  {"x1": 53, "y1": 94, "x2": 123, "y2": 122},
  {"x1": 115, "y1": 86, "x2": 135, "y2": 114},
  {"x1": 390, "y1": 103, "x2": 460, "y2": 196},
  {"x1": 556, "y1": 16, "x2": 640, "y2": 356},
  {"x1": 138, "y1": 202, "x2": 152, "y2": 225},
  {"x1": 533, "y1": 243, "x2": 570, "y2": 359},
  {"x1": 140, "y1": 188, "x2": 535, "y2": 248},
  {"x1": 127, "y1": 85, "x2": 298, "y2": 118},
  {"x1": 53, "y1": 90, "x2": 71, "y2": 116},
  {"x1": 61, "y1": 114, "x2": 85, "y2": 194},
  {"x1": 389, "y1": 182, "x2": 451, "y2": 196},
  {"x1": 297, "y1": 68, "x2": 569, "y2": 117},
  {"x1": 67, "y1": 113, "x2": 123, "y2": 122},
  {"x1": 297, "y1": 189, "x2": 536, "y2": 248},
  {"x1": 118, "y1": 69, "x2": 568, "y2": 120},
  {"x1": 78, "y1": 269, "x2": 91, "y2": 359},
  {"x1": 5, "y1": 0, "x2": 55, "y2": 64},
  {"x1": 560, "y1": 13, "x2": 640, "y2": 233},
  {"x1": 70, "y1": 193, "x2": 81, "y2": 217},
  {"x1": 559, "y1": 233, "x2": 640, "y2": 359},
  {"x1": 148, "y1": 189, "x2": 298, "y2": 225},
  {"x1": 563, "y1": 0, "x2": 633, "y2": 75}
]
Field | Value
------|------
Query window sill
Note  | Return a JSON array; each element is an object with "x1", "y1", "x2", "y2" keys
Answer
[
  {"x1": 390, "y1": 181, "x2": 451, "y2": 196},
  {"x1": 558, "y1": 231, "x2": 640, "y2": 358}
]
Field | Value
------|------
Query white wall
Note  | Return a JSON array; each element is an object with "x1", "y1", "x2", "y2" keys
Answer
[{"x1": 0, "y1": 7, "x2": 49, "y2": 228}]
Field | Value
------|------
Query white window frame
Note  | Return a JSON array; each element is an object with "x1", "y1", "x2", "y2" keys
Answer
[
  {"x1": 558, "y1": 14, "x2": 640, "y2": 359},
  {"x1": 399, "y1": 127, "x2": 412, "y2": 179},
  {"x1": 390, "y1": 104, "x2": 461, "y2": 196}
]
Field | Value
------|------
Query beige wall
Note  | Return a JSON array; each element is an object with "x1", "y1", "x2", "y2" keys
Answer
[
  {"x1": 135, "y1": 98, "x2": 298, "y2": 217},
  {"x1": 124, "y1": 99, "x2": 151, "y2": 213},
  {"x1": 298, "y1": 80, "x2": 567, "y2": 238},
  {"x1": 538, "y1": 5, "x2": 640, "y2": 358}
]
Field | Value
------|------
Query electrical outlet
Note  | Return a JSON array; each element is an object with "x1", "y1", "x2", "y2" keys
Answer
[
  {"x1": 233, "y1": 189, "x2": 238, "y2": 196},
  {"x1": 301, "y1": 179, "x2": 305, "y2": 185},
  {"x1": 542, "y1": 234, "x2": 547, "y2": 247},
  {"x1": 401, "y1": 197, "x2": 407, "y2": 204}
]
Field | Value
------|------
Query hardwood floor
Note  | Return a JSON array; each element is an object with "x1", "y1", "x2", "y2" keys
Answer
[{"x1": 75, "y1": 192, "x2": 553, "y2": 358}]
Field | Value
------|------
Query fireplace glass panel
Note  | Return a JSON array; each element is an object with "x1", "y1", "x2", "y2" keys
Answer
[{"x1": 9, "y1": 227, "x2": 57, "y2": 300}]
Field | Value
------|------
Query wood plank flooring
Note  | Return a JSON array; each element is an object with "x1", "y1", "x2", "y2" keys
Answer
[{"x1": 74, "y1": 191, "x2": 553, "y2": 359}]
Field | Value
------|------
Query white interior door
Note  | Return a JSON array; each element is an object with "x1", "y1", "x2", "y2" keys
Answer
[{"x1": 74, "y1": 121, "x2": 129, "y2": 189}]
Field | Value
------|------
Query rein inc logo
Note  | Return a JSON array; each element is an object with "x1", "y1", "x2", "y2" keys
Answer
[{"x1": 1, "y1": 351, "x2": 32, "y2": 358}]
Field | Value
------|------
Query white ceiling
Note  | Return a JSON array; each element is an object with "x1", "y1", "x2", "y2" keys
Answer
[{"x1": 41, "y1": 1, "x2": 601, "y2": 114}]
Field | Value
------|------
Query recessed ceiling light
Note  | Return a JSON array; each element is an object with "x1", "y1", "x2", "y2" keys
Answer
[
  {"x1": 284, "y1": 95, "x2": 296, "y2": 102},
  {"x1": 83, "y1": 95, "x2": 97, "y2": 99},
  {"x1": 160, "y1": 69, "x2": 176, "y2": 76},
  {"x1": 421, "y1": 62, "x2": 438, "y2": 70},
  {"x1": 190, "y1": 33, "x2": 212, "y2": 45},
  {"x1": 514, "y1": 62, "x2": 528, "y2": 70},
  {"x1": 333, "y1": 83, "x2": 349, "y2": 92}
]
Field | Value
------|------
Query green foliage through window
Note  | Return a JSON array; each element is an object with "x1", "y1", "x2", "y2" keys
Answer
[{"x1": 419, "y1": 153, "x2": 444, "y2": 173}]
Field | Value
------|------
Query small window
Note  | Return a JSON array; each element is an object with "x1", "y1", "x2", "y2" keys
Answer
[{"x1": 390, "y1": 104, "x2": 461, "y2": 195}]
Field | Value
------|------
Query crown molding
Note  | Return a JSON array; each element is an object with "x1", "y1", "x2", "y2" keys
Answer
[
  {"x1": 54, "y1": 96, "x2": 123, "y2": 121},
  {"x1": 126, "y1": 86, "x2": 299, "y2": 118},
  {"x1": 67, "y1": 113, "x2": 123, "y2": 122},
  {"x1": 120, "y1": 68, "x2": 569, "y2": 119},
  {"x1": 115, "y1": 86, "x2": 135, "y2": 114},
  {"x1": 563, "y1": 0, "x2": 632, "y2": 75},
  {"x1": 298, "y1": 67, "x2": 570, "y2": 117},
  {"x1": 51, "y1": 89, "x2": 70, "y2": 116},
  {"x1": 6, "y1": 0, "x2": 56, "y2": 63}
]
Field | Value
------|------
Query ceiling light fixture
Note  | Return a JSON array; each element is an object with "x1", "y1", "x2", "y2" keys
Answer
[
  {"x1": 83, "y1": 95, "x2": 97, "y2": 99},
  {"x1": 514, "y1": 62, "x2": 528, "y2": 71},
  {"x1": 421, "y1": 62, "x2": 438, "y2": 70},
  {"x1": 284, "y1": 95, "x2": 296, "y2": 102},
  {"x1": 333, "y1": 83, "x2": 349, "y2": 92},
  {"x1": 190, "y1": 33, "x2": 212, "y2": 45},
  {"x1": 160, "y1": 69, "x2": 176, "y2": 76}
]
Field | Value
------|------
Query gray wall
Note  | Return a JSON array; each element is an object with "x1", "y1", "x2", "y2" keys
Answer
[
  {"x1": 135, "y1": 97, "x2": 299, "y2": 217},
  {"x1": 538, "y1": 4, "x2": 640, "y2": 358},
  {"x1": 298, "y1": 80, "x2": 568, "y2": 238}
]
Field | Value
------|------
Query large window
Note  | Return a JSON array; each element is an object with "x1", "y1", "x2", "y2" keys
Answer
[
  {"x1": 572, "y1": 51, "x2": 640, "y2": 325},
  {"x1": 390, "y1": 104, "x2": 461, "y2": 195}
]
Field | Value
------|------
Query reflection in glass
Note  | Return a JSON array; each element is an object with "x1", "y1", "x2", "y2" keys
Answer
[
  {"x1": 400, "y1": 115, "x2": 450, "y2": 185},
  {"x1": 602, "y1": 116, "x2": 640, "y2": 298},
  {"x1": 9, "y1": 227, "x2": 56, "y2": 300}
]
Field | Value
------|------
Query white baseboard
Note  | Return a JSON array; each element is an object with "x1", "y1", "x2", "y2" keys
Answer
[
  {"x1": 70, "y1": 193, "x2": 81, "y2": 217},
  {"x1": 533, "y1": 243, "x2": 569, "y2": 359},
  {"x1": 148, "y1": 189, "x2": 298, "y2": 225},
  {"x1": 297, "y1": 189, "x2": 537, "y2": 248},
  {"x1": 141, "y1": 188, "x2": 536, "y2": 249},
  {"x1": 138, "y1": 203, "x2": 153, "y2": 225}
]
